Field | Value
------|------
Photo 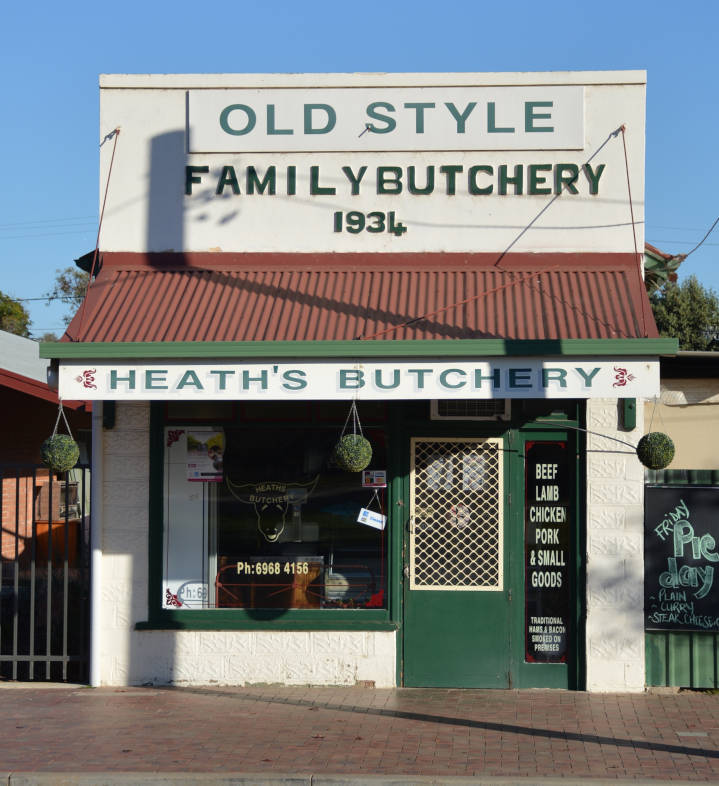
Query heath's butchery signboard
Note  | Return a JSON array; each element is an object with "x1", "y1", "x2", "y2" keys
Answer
[
  {"x1": 59, "y1": 358, "x2": 658, "y2": 401},
  {"x1": 188, "y1": 87, "x2": 584, "y2": 152}
]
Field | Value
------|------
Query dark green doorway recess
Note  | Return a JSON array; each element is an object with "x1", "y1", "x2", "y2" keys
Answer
[{"x1": 400, "y1": 422, "x2": 580, "y2": 689}]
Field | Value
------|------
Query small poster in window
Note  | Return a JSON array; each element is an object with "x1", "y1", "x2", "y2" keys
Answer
[
  {"x1": 362, "y1": 470, "x2": 387, "y2": 488},
  {"x1": 187, "y1": 430, "x2": 225, "y2": 482}
]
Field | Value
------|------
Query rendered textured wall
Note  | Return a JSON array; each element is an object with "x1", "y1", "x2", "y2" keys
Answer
[
  {"x1": 645, "y1": 382, "x2": 719, "y2": 470},
  {"x1": 99, "y1": 401, "x2": 396, "y2": 686},
  {"x1": 585, "y1": 397, "x2": 645, "y2": 691}
]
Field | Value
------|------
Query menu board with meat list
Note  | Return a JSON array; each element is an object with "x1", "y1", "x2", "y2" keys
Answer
[{"x1": 525, "y1": 441, "x2": 570, "y2": 663}]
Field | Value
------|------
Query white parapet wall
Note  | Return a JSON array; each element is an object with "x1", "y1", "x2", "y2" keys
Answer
[
  {"x1": 99, "y1": 401, "x2": 396, "y2": 687},
  {"x1": 99, "y1": 72, "x2": 646, "y2": 257},
  {"x1": 585, "y1": 397, "x2": 646, "y2": 691}
]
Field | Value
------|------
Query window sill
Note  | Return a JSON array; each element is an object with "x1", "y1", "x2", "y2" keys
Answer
[{"x1": 136, "y1": 610, "x2": 398, "y2": 632}]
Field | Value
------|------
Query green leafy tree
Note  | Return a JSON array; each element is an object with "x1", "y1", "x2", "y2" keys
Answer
[
  {"x1": 0, "y1": 290, "x2": 31, "y2": 336},
  {"x1": 650, "y1": 275, "x2": 719, "y2": 350},
  {"x1": 45, "y1": 267, "x2": 89, "y2": 326}
]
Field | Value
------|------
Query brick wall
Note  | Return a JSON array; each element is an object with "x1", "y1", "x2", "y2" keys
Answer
[
  {"x1": 0, "y1": 387, "x2": 90, "y2": 465},
  {"x1": 1, "y1": 386, "x2": 90, "y2": 562},
  {"x1": 1, "y1": 474, "x2": 36, "y2": 561}
]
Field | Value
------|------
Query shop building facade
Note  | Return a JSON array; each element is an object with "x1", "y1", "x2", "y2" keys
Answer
[{"x1": 43, "y1": 71, "x2": 675, "y2": 690}]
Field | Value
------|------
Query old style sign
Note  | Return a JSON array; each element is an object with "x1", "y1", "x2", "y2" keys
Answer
[{"x1": 188, "y1": 86, "x2": 584, "y2": 152}]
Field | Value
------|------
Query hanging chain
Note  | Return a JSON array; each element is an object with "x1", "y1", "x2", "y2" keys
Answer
[
  {"x1": 52, "y1": 401, "x2": 74, "y2": 440},
  {"x1": 340, "y1": 400, "x2": 364, "y2": 439},
  {"x1": 365, "y1": 487, "x2": 381, "y2": 512}
]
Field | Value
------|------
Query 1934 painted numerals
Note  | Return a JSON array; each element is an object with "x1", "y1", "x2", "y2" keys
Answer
[{"x1": 333, "y1": 210, "x2": 407, "y2": 236}]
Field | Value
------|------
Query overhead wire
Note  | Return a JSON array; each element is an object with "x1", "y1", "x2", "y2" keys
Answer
[
  {"x1": 71, "y1": 127, "x2": 121, "y2": 342},
  {"x1": 650, "y1": 238, "x2": 718, "y2": 248},
  {"x1": 619, "y1": 126, "x2": 640, "y2": 262},
  {"x1": 15, "y1": 295, "x2": 84, "y2": 303},
  {"x1": 12, "y1": 123, "x2": 714, "y2": 340},
  {"x1": 683, "y1": 215, "x2": 719, "y2": 258},
  {"x1": 0, "y1": 228, "x2": 97, "y2": 241},
  {"x1": 0, "y1": 215, "x2": 97, "y2": 241},
  {"x1": 358, "y1": 124, "x2": 640, "y2": 341},
  {"x1": 646, "y1": 215, "x2": 719, "y2": 259},
  {"x1": 619, "y1": 125, "x2": 648, "y2": 337},
  {"x1": 0, "y1": 215, "x2": 96, "y2": 229}
]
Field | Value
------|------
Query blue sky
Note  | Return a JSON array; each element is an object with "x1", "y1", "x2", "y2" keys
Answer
[{"x1": 2, "y1": 0, "x2": 717, "y2": 338}]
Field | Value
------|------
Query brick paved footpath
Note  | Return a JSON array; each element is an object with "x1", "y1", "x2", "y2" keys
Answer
[{"x1": 1, "y1": 685, "x2": 719, "y2": 783}]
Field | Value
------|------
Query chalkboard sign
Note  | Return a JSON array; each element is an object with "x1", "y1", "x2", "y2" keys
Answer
[
  {"x1": 525, "y1": 441, "x2": 570, "y2": 663},
  {"x1": 645, "y1": 486, "x2": 719, "y2": 632}
]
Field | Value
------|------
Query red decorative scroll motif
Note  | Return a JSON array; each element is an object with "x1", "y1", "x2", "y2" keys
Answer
[
  {"x1": 165, "y1": 589, "x2": 182, "y2": 607},
  {"x1": 167, "y1": 429, "x2": 185, "y2": 448},
  {"x1": 75, "y1": 369, "x2": 97, "y2": 390},
  {"x1": 613, "y1": 367, "x2": 636, "y2": 388}
]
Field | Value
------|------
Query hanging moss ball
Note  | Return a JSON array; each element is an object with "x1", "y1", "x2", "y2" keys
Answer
[
  {"x1": 636, "y1": 432, "x2": 675, "y2": 470},
  {"x1": 333, "y1": 434, "x2": 372, "y2": 472},
  {"x1": 40, "y1": 434, "x2": 80, "y2": 472}
]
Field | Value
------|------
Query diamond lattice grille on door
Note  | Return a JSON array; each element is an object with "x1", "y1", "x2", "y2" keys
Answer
[{"x1": 410, "y1": 438, "x2": 503, "y2": 590}]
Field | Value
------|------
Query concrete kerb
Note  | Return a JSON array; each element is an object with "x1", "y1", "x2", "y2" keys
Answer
[
  {"x1": 2, "y1": 776, "x2": 712, "y2": 786},
  {"x1": 0, "y1": 683, "x2": 88, "y2": 690}
]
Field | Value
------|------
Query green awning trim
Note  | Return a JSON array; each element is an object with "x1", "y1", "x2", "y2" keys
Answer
[{"x1": 40, "y1": 337, "x2": 678, "y2": 360}]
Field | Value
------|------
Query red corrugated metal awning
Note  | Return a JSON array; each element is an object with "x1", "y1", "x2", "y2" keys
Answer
[{"x1": 63, "y1": 252, "x2": 658, "y2": 343}]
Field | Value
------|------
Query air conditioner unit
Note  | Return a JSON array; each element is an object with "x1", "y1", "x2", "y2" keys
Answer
[{"x1": 430, "y1": 399, "x2": 510, "y2": 421}]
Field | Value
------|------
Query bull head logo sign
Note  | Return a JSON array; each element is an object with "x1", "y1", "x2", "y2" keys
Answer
[{"x1": 225, "y1": 476, "x2": 320, "y2": 543}]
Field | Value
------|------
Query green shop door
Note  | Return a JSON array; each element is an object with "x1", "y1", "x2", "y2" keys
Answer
[
  {"x1": 401, "y1": 433, "x2": 577, "y2": 689},
  {"x1": 402, "y1": 437, "x2": 511, "y2": 688}
]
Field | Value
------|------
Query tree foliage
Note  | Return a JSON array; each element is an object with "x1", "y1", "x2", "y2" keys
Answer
[
  {"x1": 650, "y1": 275, "x2": 719, "y2": 350},
  {"x1": 0, "y1": 290, "x2": 31, "y2": 337},
  {"x1": 45, "y1": 267, "x2": 89, "y2": 326}
]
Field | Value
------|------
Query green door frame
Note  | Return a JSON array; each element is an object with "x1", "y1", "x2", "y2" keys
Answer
[
  {"x1": 509, "y1": 422, "x2": 585, "y2": 690},
  {"x1": 392, "y1": 403, "x2": 585, "y2": 689}
]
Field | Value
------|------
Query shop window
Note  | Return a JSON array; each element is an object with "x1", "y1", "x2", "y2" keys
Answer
[{"x1": 162, "y1": 422, "x2": 387, "y2": 612}]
